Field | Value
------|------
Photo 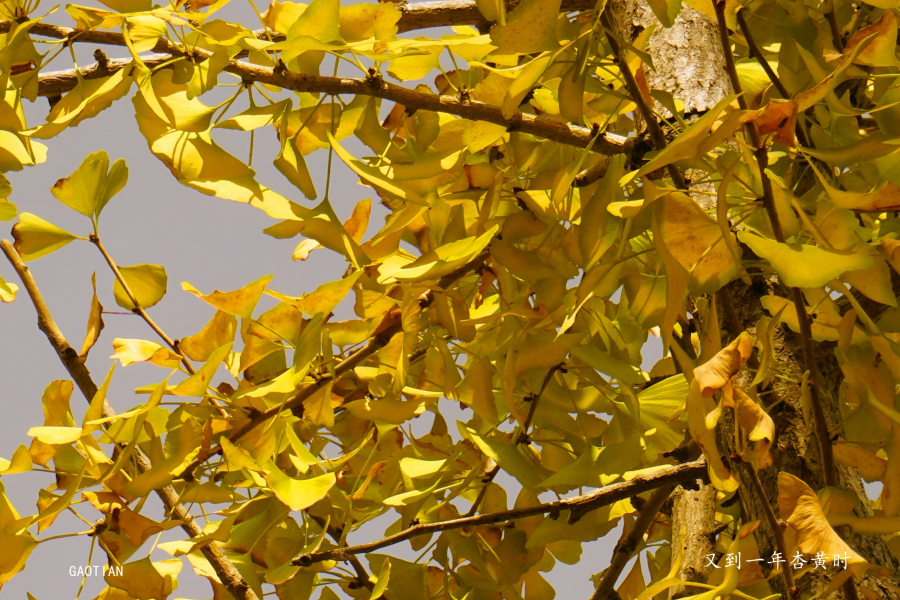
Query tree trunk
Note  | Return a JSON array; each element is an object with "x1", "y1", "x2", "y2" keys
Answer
[
  {"x1": 610, "y1": 2, "x2": 900, "y2": 599},
  {"x1": 723, "y1": 278, "x2": 900, "y2": 599}
]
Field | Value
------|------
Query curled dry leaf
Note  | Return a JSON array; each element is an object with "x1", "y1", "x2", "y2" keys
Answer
[
  {"x1": 724, "y1": 382, "x2": 775, "y2": 469},
  {"x1": 78, "y1": 272, "x2": 104, "y2": 361},
  {"x1": 693, "y1": 332, "x2": 753, "y2": 397}
]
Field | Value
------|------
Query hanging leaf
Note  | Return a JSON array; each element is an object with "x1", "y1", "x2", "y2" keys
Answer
[{"x1": 113, "y1": 264, "x2": 168, "y2": 310}]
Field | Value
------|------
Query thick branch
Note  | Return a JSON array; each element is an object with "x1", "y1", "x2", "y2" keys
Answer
[
  {"x1": 16, "y1": 21, "x2": 629, "y2": 155},
  {"x1": 0, "y1": 239, "x2": 260, "y2": 600},
  {"x1": 293, "y1": 459, "x2": 708, "y2": 565}
]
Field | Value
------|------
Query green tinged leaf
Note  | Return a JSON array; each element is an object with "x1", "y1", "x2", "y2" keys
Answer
[{"x1": 113, "y1": 264, "x2": 168, "y2": 310}]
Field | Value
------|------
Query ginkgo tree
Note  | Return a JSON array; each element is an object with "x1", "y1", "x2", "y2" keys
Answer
[{"x1": 2, "y1": 0, "x2": 900, "y2": 598}]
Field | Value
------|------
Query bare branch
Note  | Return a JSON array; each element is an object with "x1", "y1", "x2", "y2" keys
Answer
[
  {"x1": 0, "y1": 239, "x2": 260, "y2": 600},
  {"x1": 293, "y1": 459, "x2": 708, "y2": 566}
]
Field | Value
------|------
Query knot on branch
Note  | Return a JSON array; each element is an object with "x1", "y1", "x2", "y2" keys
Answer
[
  {"x1": 93, "y1": 49, "x2": 109, "y2": 73},
  {"x1": 91, "y1": 519, "x2": 107, "y2": 536},
  {"x1": 366, "y1": 67, "x2": 384, "y2": 89},
  {"x1": 295, "y1": 554, "x2": 313, "y2": 567}
]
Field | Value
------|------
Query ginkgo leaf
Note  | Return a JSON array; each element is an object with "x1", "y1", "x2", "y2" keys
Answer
[
  {"x1": 739, "y1": 231, "x2": 873, "y2": 288},
  {"x1": 111, "y1": 339, "x2": 182, "y2": 368},
  {"x1": 778, "y1": 472, "x2": 872, "y2": 593},
  {"x1": 266, "y1": 466, "x2": 336, "y2": 511},
  {"x1": 725, "y1": 382, "x2": 774, "y2": 469},
  {"x1": 113, "y1": 264, "x2": 168, "y2": 310},
  {"x1": 12, "y1": 213, "x2": 81, "y2": 261},
  {"x1": 489, "y1": 0, "x2": 561, "y2": 55},
  {"x1": 687, "y1": 377, "x2": 740, "y2": 492},
  {"x1": 0, "y1": 481, "x2": 37, "y2": 586},
  {"x1": 105, "y1": 557, "x2": 181, "y2": 600},
  {"x1": 693, "y1": 333, "x2": 752, "y2": 397},
  {"x1": 0, "y1": 273, "x2": 17, "y2": 303},
  {"x1": 178, "y1": 310, "x2": 237, "y2": 362},
  {"x1": 182, "y1": 275, "x2": 274, "y2": 319},
  {"x1": 0, "y1": 445, "x2": 32, "y2": 474},
  {"x1": 51, "y1": 150, "x2": 128, "y2": 219}
]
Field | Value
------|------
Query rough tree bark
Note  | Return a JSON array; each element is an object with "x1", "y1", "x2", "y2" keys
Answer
[{"x1": 608, "y1": 2, "x2": 900, "y2": 599}]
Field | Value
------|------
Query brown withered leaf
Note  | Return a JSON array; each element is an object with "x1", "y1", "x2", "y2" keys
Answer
[
  {"x1": 79, "y1": 272, "x2": 104, "y2": 361},
  {"x1": 693, "y1": 332, "x2": 753, "y2": 397}
]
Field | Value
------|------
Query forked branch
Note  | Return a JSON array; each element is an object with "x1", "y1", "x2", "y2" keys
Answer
[{"x1": 0, "y1": 239, "x2": 260, "y2": 600}]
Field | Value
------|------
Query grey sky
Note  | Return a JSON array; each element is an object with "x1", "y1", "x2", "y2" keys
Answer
[{"x1": 0, "y1": 2, "x2": 656, "y2": 598}]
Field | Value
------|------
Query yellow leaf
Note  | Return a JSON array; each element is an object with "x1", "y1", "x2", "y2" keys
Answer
[
  {"x1": 182, "y1": 275, "x2": 274, "y2": 319},
  {"x1": 11, "y1": 213, "x2": 80, "y2": 261},
  {"x1": 687, "y1": 378, "x2": 739, "y2": 492},
  {"x1": 778, "y1": 472, "x2": 872, "y2": 594},
  {"x1": 113, "y1": 264, "x2": 167, "y2": 310},
  {"x1": 0, "y1": 273, "x2": 18, "y2": 303},
  {"x1": 693, "y1": 332, "x2": 752, "y2": 397},
  {"x1": 79, "y1": 273, "x2": 104, "y2": 360},
  {"x1": 27, "y1": 426, "x2": 83, "y2": 445},
  {"x1": 266, "y1": 467, "x2": 336, "y2": 511},
  {"x1": 844, "y1": 10, "x2": 899, "y2": 67},
  {"x1": 833, "y1": 442, "x2": 887, "y2": 482},
  {"x1": 171, "y1": 342, "x2": 232, "y2": 397},
  {"x1": 105, "y1": 557, "x2": 181, "y2": 600},
  {"x1": 0, "y1": 445, "x2": 32, "y2": 474},
  {"x1": 0, "y1": 481, "x2": 37, "y2": 586},
  {"x1": 179, "y1": 310, "x2": 237, "y2": 362},
  {"x1": 111, "y1": 339, "x2": 182, "y2": 368},
  {"x1": 489, "y1": 0, "x2": 561, "y2": 56},
  {"x1": 655, "y1": 192, "x2": 740, "y2": 295},
  {"x1": 725, "y1": 382, "x2": 774, "y2": 469},
  {"x1": 51, "y1": 150, "x2": 128, "y2": 219}
]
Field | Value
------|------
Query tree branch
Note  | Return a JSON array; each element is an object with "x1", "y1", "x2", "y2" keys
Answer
[
  {"x1": 293, "y1": 459, "x2": 708, "y2": 566},
  {"x1": 15, "y1": 21, "x2": 630, "y2": 155},
  {"x1": 589, "y1": 484, "x2": 675, "y2": 600},
  {"x1": 176, "y1": 251, "x2": 492, "y2": 479},
  {"x1": 0, "y1": 239, "x2": 260, "y2": 600}
]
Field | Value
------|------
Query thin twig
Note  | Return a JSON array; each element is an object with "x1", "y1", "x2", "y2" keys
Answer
[
  {"x1": 293, "y1": 459, "x2": 707, "y2": 565},
  {"x1": 0, "y1": 239, "x2": 259, "y2": 600},
  {"x1": 464, "y1": 464, "x2": 500, "y2": 517},
  {"x1": 89, "y1": 234, "x2": 192, "y2": 374},
  {"x1": 588, "y1": 484, "x2": 676, "y2": 600},
  {"x1": 518, "y1": 364, "x2": 561, "y2": 444}
]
